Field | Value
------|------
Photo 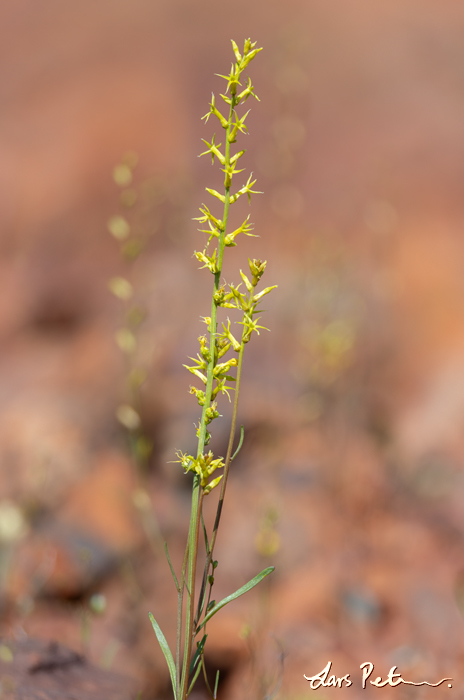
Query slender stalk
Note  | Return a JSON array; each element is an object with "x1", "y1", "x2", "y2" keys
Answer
[
  {"x1": 179, "y1": 96, "x2": 237, "y2": 700},
  {"x1": 195, "y1": 304, "x2": 250, "y2": 620},
  {"x1": 213, "y1": 339, "x2": 246, "y2": 534},
  {"x1": 180, "y1": 488, "x2": 204, "y2": 700}
]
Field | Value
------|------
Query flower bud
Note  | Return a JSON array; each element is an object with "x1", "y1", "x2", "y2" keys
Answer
[
  {"x1": 248, "y1": 258, "x2": 267, "y2": 286},
  {"x1": 205, "y1": 402, "x2": 220, "y2": 424},
  {"x1": 203, "y1": 475, "x2": 223, "y2": 495},
  {"x1": 190, "y1": 386, "x2": 205, "y2": 406},
  {"x1": 198, "y1": 336, "x2": 211, "y2": 362},
  {"x1": 213, "y1": 288, "x2": 226, "y2": 304}
]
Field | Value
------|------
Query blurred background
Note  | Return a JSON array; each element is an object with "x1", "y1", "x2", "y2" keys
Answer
[{"x1": 2, "y1": 0, "x2": 464, "y2": 698}]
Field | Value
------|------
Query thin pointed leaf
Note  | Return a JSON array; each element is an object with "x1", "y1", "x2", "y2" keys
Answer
[
  {"x1": 148, "y1": 613, "x2": 178, "y2": 700},
  {"x1": 187, "y1": 659, "x2": 203, "y2": 697},
  {"x1": 197, "y1": 566, "x2": 274, "y2": 630},
  {"x1": 201, "y1": 655, "x2": 216, "y2": 700},
  {"x1": 214, "y1": 669, "x2": 220, "y2": 699},
  {"x1": 196, "y1": 573, "x2": 208, "y2": 622},
  {"x1": 189, "y1": 634, "x2": 207, "y2": 675},
  {"x1": 231, "y1": 425, "x2": 244, "y2": 461},
  {"x1": 164, "y1": 542, "x2": 180, "y2": 592},
  {"x1": 201, "y1": 512, "x2": 210, "y2": 554}
]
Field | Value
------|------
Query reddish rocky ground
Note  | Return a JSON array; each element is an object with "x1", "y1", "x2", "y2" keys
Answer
[{"x1": 1, "y1": 1, "x2": 464, "y2": 699}]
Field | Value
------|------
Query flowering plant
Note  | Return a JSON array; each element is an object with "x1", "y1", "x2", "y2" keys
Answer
[{"x1": 149, "y1": 39, "x2": 276, "y2": 700}]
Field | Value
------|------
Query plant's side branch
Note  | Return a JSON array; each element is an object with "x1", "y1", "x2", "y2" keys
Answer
[{"x1": 195, "y1": 290, "x2": 252, "y2": 625}]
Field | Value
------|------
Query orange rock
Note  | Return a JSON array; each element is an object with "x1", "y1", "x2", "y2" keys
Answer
[{"x1": 56, "y1": 450, "x2": 142, "y2": 555}]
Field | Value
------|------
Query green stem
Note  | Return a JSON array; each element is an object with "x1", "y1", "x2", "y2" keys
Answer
[
  {"x1": 176, "y1": 544, "x2": 189, "y2": 699},
  {"x1": 195, "y1": 286, "x2": 253, "y2": 625},
  {"x1": 180, "y1": 487, "x2": 204, "y2": 700}
]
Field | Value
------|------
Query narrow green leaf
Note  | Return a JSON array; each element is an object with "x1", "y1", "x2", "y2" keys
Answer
[
  {"x1": 214, "y1": 669, "x2": 220, "y2": 698},
  {"x1": 197, "y1": 566, "x2": 274, "y2": 631},
  {"x1": 187, "y1": 658, "x2": 203, "y2": 697},
  {"x1": 189, "y1": 634, "x2": 207, "y2": 676},
  {"x1": 164, "y1": 542, "x2": 180, "y2": 592},
  {"x1": 231, "y1": 425, "x2": 244, "y2": 461},
  {"x1": 201, "y1": 512, "x2": 210, "y2": 554},
  {"x1": 149, "y1": 613, "x2": 178, "y2": 700}
]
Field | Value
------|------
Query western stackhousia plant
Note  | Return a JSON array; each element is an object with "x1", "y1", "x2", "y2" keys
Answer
[{"x1": 149, "y1": 39, "x2": 277, "y2": 700}]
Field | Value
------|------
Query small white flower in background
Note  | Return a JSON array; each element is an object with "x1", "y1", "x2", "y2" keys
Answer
[{"x1": 0, "y1": 501, "x2": 27, "y2": 542}]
